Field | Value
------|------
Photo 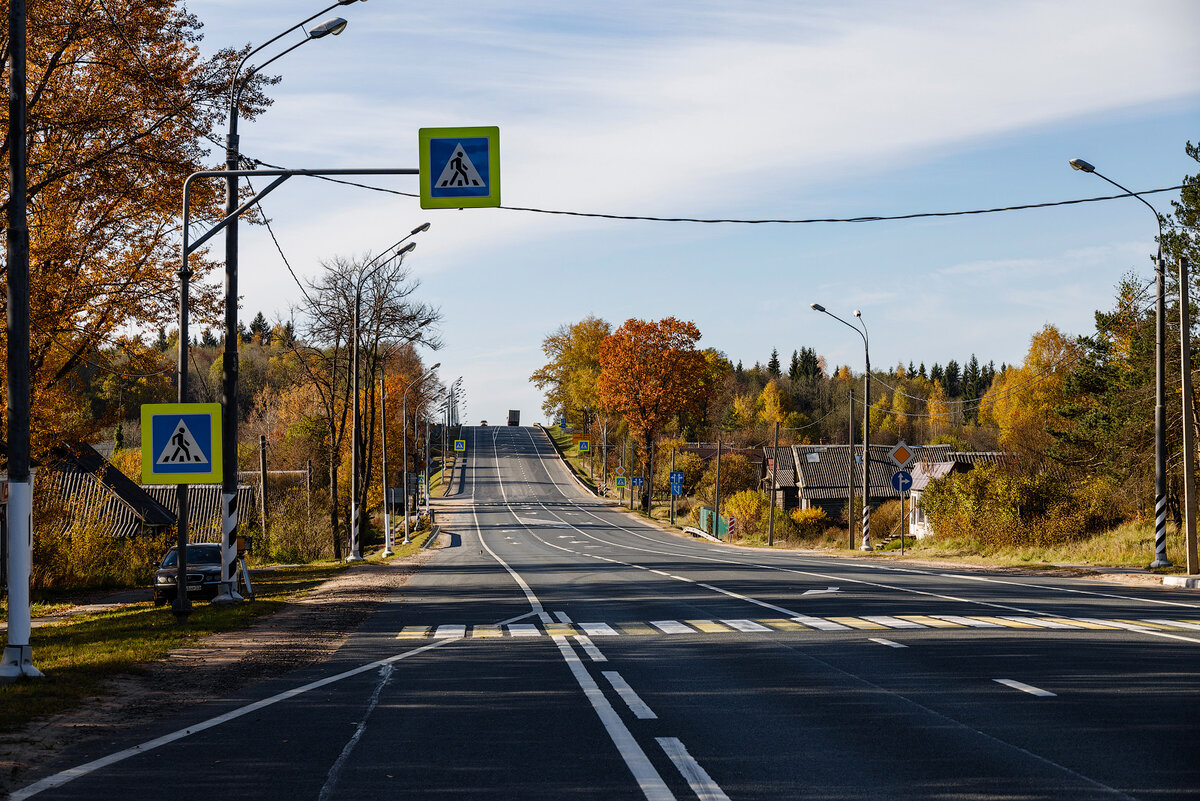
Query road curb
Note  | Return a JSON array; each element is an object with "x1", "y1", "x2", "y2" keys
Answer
[{"x1": 535, "y1": 425, "x2": 598, "y2": 497}]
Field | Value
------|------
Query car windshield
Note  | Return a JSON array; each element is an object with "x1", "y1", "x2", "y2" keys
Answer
[{"x1": 160, "y1": 546, "x2": 222, "y2": 567}]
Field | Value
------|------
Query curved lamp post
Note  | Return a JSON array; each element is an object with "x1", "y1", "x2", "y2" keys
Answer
[
  {"x1": 1070, "y1": 158, "x2": 1172, "y2": 568},
  {"x1": 215, "y1": 1, "x2": 360, "y2": 602},
  {"x1": 812, "y1": 303, "x2": 872, "y2": 550},
  {"x1": 348, "y1": 228, "x2": 429, "y2": 560},
  {"x1": 402, "y1": 363, "x2": 440, "y2": 545},
  {"x1": 380, "y1": 316, "x2": 435, "y2": 557}
]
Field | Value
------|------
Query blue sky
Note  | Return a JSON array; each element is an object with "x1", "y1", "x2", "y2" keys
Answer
[{"x1": 189, "y1": 0, "x2": 1200, "y2": 425}]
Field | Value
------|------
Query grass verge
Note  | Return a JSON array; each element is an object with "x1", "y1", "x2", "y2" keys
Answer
[
  {"x1": 0, "y1": 545, "x2": 424, "y2": 734},
  {"x1": 544, "y1": 425, "x2": 600, "y2": 493}
]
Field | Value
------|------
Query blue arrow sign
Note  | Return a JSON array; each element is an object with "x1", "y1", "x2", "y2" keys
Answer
[
  {"x1": 669, "y1": 471, "x2": 685, "y2": 484},
  {"x1": 632, "y1": 476, "x2": 645, "y2": 487},
  {"x1": 670, "y1": 482, "x2": 683, "y2": 496},
  {"x1": 891, "y1": 470, "x2": 913, "y2": 493}
]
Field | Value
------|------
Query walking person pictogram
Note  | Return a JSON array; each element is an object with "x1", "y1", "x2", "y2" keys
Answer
[{"x1": 169, "y1": 428, "x2": 197, "y2": 462}]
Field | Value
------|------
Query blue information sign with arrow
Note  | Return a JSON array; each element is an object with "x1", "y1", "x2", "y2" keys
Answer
[{"x1": 891, "y1": 470, "x2": 913, "y2": 493}]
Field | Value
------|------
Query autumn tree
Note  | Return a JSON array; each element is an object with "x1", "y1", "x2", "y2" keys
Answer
[
  {"x1": 530, "y1": 315, "x2": 611, "y2": 427},
  {"x1": 0, "y1": 0, "x2": 274, "y2": 453},
  {"x1": 597, "y1": 318, "x2": 705, "y2": 511}
]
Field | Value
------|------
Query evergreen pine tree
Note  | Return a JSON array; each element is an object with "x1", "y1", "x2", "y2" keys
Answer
[{"x1": 768, "y1": 348, "x2": 781, "y2": 377}]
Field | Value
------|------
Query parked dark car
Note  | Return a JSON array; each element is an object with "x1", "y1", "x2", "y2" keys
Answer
[{"x1": 153, "y1": 543, "x2": 224, "y2": 605}]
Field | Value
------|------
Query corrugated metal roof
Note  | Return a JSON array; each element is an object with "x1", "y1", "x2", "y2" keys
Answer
[
  {"x1": 791, "y1": 444, "x2": 957, "y2": 499},
  {"x1": 142, "y1": 485, "x2": 258, "y2": 542},
  {"x1": 763, "y1": 446, "x2": 796, "y2": 488}
]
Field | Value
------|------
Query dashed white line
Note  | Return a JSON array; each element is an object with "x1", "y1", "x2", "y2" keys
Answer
[
  {"x1": 995, "y1": 678, "x2": 1056, "y2": 697},
  {"x1": 576, "y1": 635, "x2": 608, "y2": 662}
]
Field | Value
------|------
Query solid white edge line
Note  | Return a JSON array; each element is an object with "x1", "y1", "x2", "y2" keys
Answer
[
  {"x1": 8, "y1": 639, "x2": 457, "y2": 800},
  {"x1": 553, "y1": 637, "x2": 675, "y2": 800},
  {"x1": 656, "y1": 737, "x2": 731, "y2": 801},
  {"x1": 317, "y1": 663, "x2": 394, "y2": 801},
  {"x1": 994, "y1": 678, "x2": 1056, "y2": 697},
  {"x1": 601, "y1": 671, "x2": 659, "y2": 720}
]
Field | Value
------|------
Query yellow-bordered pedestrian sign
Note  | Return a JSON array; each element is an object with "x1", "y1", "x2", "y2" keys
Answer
[
  {"x1": 419, "y1": 126, "x2": 500, "y2": 209},
  {"x1": 141, "y1": 403, "x2": 223, "y2": 484},
  {"x1": 454, "y1": 439, "x2": 466, "y2": 452}
]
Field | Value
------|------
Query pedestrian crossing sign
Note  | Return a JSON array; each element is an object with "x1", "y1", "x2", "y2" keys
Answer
[
  {"x1": 140, "y1": 403, "x2": 223, "y2": 484},
  {"x1": 455, "y1": 439, "x2": 466, "y2": 452},
  {"x1": 419, "y1": 126, "x2": 500, "y2": 209}
]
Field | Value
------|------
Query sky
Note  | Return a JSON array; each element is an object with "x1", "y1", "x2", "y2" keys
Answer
[{"x1": 187, "y1": 0, "x2": 1200, "y2": 425}]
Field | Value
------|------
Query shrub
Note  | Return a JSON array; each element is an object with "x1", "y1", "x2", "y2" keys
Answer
[
  {"x1": 790, "y1": 507, "x2": 829, "y2": 537},
  {"x1": 725, "y1": 490, "x2": 769, "y2": 540}
]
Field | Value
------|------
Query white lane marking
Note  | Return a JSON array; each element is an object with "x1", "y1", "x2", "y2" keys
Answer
[
  {"x1": 649, "y1": 569, "x2": 670, "y2": 576},
  {"x1": 434, "y1": 625, "x2": 466, "y2": 638},
  {"x1": 656, "y1": 737, "x2": 731, "y2": 801},
  {"x1": 508, "y1": 623, "x2": 541, "y2": 637},
  {"x1": 317, "y1": 663, "x2": 393, "y2": 801},
  {"x1": 579, "y1": 622, "x2": 621, "y2": 637},
  {"x1": 554, "y1": 611, "x2": 573, "y2": 624},
  {"x1": 695, "y1": 583, "x2": 802, "y2": 618},
  {"x1": 602, "y1": 670, "x2": 659, "y2": 720},
  {"x1": 552, "y1": 637, "x2": 675, "y2": 800},
  {"x1": 862, "y1": 615, "x2": 925, "y2": 629},
  {"x1": 933, "y1": 615, "x2": 1003, "y2": 628},
  {"x1": 869, "y1": 638, "x2": 907, "y2": 648},
  {"x1": 720, "y1": 619, "x2": 770, "y2": 632},
  {"x1": 576, "y1": 635, "x2": 608, "y2": 662},
  {"x1": 8, "y1": 638, "x2": 457, "y2": 801},
  {"x1": 995, "y1": 678, "x2": 1056, "y2": 697},
  {"x1": 793, "y1": 614, "x2": 850, "y2": 631},
  {"x1": 801, "y1": 587, "x2": 840, "y2": 596},
  {"x1": 651, "y1": 620, "x2": 695, "y2": 635}
]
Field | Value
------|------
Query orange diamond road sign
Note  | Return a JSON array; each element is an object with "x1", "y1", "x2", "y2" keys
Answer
[{"x1": 889, "y1": 441, "x2": 914, "y2": 468}]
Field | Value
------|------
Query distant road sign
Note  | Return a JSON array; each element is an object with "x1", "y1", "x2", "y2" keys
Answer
[
  {"x1": 670, "y1": 483, "x2": 683, "y2": 496},
  {"x1": 631, "y1": 476, "x2": 645, "y2": 487},
  {"x1": 417, "y1": 474, "x2": 427, "y2": 485},
  {"x1": 615, "y1": 466, "x2": 625, "y2": 476},
  {"x1": 141, "y1": 403, "x2": 222, "y2": 484},
  {"x1": 419, "y1": 126, "x2": 500, "y2": 209},
  {"x1": 669, "y1": 471, "x2": 685, "y2": 484},
  {"x1": 578, "y1": 440, "x2": 590, "y2": 452},
  {"x1": 889, "y1": 441, "x2": 915, "y2": 468},
  {"x1": 891, "y1": 470, "x2": 913, "y2": 493},
  {"x1": 614, "y1": 476, "x2": 627, "y2": 488},
  {"x1": 454, "y1": 439, "x2": 466, "y2": 452}
]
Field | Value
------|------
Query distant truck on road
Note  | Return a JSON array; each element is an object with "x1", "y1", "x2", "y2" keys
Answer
[{"x1": 508, "y1": 410, "x2": 520, "y2": 426}]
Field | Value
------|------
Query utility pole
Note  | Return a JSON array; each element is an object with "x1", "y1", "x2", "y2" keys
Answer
[
  {"x1": 713, "y1": 439, "x2": 722, "y2": 538},
  {"x1": 848, "y1": 388, "x2": 855, "y2": 550},
  {"x1": 768, "y1": 421, "x2": 779, "y2": 547}
]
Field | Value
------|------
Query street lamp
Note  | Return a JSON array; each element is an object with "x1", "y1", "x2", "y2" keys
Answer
[
  {"x1": 216, "y1": 1, "x2": 361, "y2": 601},
  {"x1": 812, "y1": 302, "x2": 873, "y2": 550},
  {"x1": 402, "y1": 363, "x2": 440, "y2": 545},
  {"x1": 380, "y1": 318, "x2": 435, "y2": 557},
  {"x1": 348, "y1": 230, "x2": 428, "y2": 561},
  {"x1": 1070, "y1": 158, "x2": 1171, "y2": 568}
]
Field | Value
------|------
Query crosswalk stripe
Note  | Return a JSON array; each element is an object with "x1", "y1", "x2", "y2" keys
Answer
[
  {"x1": 759, "y1": 618, "x2": 811, "y2": 632},
  {"x1": 792, "y1": 615, "x2": 850, "y2": 631},
  {"x1": 651, "y1": 620, "x2": 695, "y2": 634},
  {"x1": 471, "y1": 625, "x2": 504, "y2": 638},
  {"x1": 1142, "y1": 618, "x2": 1200, "y2": 631},
  {"x1": 933, "y1": 615, "x2": 1003, "y2": 628},
  {"x1": 862, "y1": 615, "x2": 926, "y2": 629},
  {"x1": 827, "y1": 617, "x2": 888, "y2": 630},
  {"x1": 435, "y1": 625, "x2": 466, "y2": 638},
  {"x1": 579, "y1": 622, "x2": 620, "y2": 637},
  {"x1": 619, "y1": 622, "x2": 659, "y2": 636},
  {"x1": 896, "y1": 615, "x2": 964, "y2": 628},
  {"x1": 397, "y1": 626, "x2": 432, "y2": 638},
  {"x1": 545, "y1": 622, "x2": 576, "y2": 636},
  {"x1": 685, "y1": 619, "x2": 734, "y2": 633},
  {"x1": 721, "y1": 619, "x2": 771, "y2": 632},
  {"x1": 1112, "y1": 619, "x2": 1176, "y2": 630},
  {"x1": 970, "y1": 616, "x2": 1041, "y2": 628},
  {"x1": 508, "y1": 623, "x2": 542, "y2": 637},
  {"x1": 1005, "y1": 617, "x2": 1081, "y2": 629}
]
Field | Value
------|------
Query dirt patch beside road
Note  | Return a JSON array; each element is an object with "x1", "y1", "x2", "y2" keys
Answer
[{"x1": 0, "y1": 547, "x2": 436, "y2": 796}]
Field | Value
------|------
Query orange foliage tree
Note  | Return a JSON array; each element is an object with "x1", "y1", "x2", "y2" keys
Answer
[
  {"x1": 0, "y1": 0, "x2": 273, "y2": 452},
  {"x1": 597, "y1": 318, "x2": 705, "y2": 509}
]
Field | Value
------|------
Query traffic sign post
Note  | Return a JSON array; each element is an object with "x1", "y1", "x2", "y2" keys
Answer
[
  {"x1": 454, "y1": 439, "x2": 466, "y2": 452},
  {"x1": 632, "y1": 477, "x2": 645, "y2": 487},
  {"x1": 578, "y1": 440, "x2": 590, "y2": 453},
  {"x1": 670, "y1": 471, "x2": 685, "y2": 484},
  {"x1": 419, "y1": 126, "x2": 500, "y2": 209},
  {"x1": 889, "y1": 440, "x2": 915, "y2": 468},
  {"x1": 890, "y1": 469, "x2": 913, "y2": 555},
  {"x1": 670, "y1": 483, "x2": 683, "y2": 496},
  {"x1": 614, "y1": 476, "x2": 627, "y2": 488},
  {"x1": 141, "y1": 403, "x2": 223, "y2": 484}
]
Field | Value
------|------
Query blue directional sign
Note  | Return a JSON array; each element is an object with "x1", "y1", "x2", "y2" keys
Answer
[
  {"x1": 578, "y1": 440, "x2": 590, "y2": 453},
  {"x1": 891, "y1": 470, "x2": 913, "y2": 493},
  {"x1": 669, "y1": 471, "x2": 685, "y2": 484},
  {"x1": 632, "y1": 476, "x2": 645, "y2": 488},
  {"x1": 141, "y1": 403, "x2": 223, "y2": 485},
  {"x1": 419, "y1": 126, "x2": 500, "y2": 209},
  {"x1": 670, "y1": 482, "x2": 684, "y2": 496},
  {"x1": 614, "y1": 476, "x2": 627, "y2": 488}
]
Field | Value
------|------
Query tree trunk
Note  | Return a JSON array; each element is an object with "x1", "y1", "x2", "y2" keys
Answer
[{"x1": 330, "y1": 422, "x2": 342, "y2": 560}]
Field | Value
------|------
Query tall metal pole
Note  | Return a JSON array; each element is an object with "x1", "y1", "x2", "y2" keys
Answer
[
  {"x1": 713, "y1": 439, "x2": 722, "y2": 538},
  {"x1": 400, "y1": 364, "x2": 438, "y2": 545},
  {"x1": 381, "y1": 373, "x2": 392, "y2": 557},
  {"x1": 347, "y1": 287, "x2": 363, "y2": 561},
  {"x1": 258, "y1": 435, "x2": 269, "y2": 546},
  {"x1": 848, "y1": 387, "x2": 855, "y2": 550},
  {"x1": 1, "y1": 0, "x2": 42, "y2": 680},
  {"x1": 670, "y1": 448, "x2": 677, "y2": 525},
  {"x1": 1070, "y1": 159, "x2": 1169, "y2": 567},
  {"x1": 861, "y1": 321, "x2": 872, "y2": 551},
  {"x1": 768, "y1": 421, "x2": 779, "y2": 546},
  {"x1": 171, "y1": 266, "x2": 193, "y2": 622},
  {"x1": 1179, "y1": 256, "x2": 1199, "y2": 574}
]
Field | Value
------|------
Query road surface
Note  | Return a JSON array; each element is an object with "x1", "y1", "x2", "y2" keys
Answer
[{"x1": 13, "y1": 425, "x2": 1200, "y2": 800}]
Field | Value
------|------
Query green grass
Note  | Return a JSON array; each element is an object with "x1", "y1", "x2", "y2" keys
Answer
[
  {"x1": 545, "y1": 424, "x2": 600, "y2": 493},
  {"x1": 0, "y1": 559, "x2": 383, "y2": 732}
]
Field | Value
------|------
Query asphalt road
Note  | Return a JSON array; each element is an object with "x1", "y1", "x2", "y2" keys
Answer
[{"x1": 14, "y1": 425, "x2": 1200, "y2": 800}]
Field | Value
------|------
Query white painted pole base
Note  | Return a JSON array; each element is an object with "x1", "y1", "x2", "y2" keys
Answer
[
  {"x1": 2, "y1": 482, "x2": 41, "y2": 681},
  {"x1": 0, "y1": 644, "x2": 43, "y2": 681}
]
